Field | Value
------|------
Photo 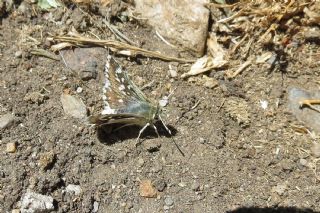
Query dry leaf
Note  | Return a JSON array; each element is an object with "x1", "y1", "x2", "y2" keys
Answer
[{"x1": 181, "y1": 55, "x2": 226, "y2": 78}]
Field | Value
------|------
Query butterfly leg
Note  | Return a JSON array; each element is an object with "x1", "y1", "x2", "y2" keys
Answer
[
  {"x1": 152, "y1": 124, "x2": 160, "y2": 138},
  {"x1": 159, "y1": 115, "x2": 172, "y2": 135},
  {"x1": 136, "y1": 122, "x2": 150, "y2": 144}
]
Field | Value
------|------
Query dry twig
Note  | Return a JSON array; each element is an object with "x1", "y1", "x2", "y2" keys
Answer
[{"x1": 50, "y1": 35, "x2": 195, "y2": 63}]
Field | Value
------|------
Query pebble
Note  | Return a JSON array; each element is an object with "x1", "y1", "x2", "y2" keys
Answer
[
  {"x1": 191, "y1": 181, "x2": 200, "y2": 191},
  {"x1": 153, "y1": 179, "x2": 167, "y2": 192},
  {"x1": 139, "y1": 180, "x2": 157, "y2": 198},
  {"x1": 24, "y1": 92, "x2": 47, "y2": 104},
  {"x1": 60, "y1": 93, "x2": 87, "y2": 120},
  {"x1": 93, "y1": 201, "x2": 99, "y2": 212},
  {"x1": 311, "y1": 142, "x2": 320, "y2": 158},
  {"x1": 6, "y1": 142, "x2": 16, "y2": 153},
  {"x1": 0, "y1": 113, "x2": 15, "y2": 129},
  {"x1": 38, "y1": 151, "x2": 55, "y2": 170},
  {"x1": 199, "y1": 137, "x2": 206, "y2": 144},
  {"x1": 164, "y1": 196, "x2": 174, "y2": 206},
  {"x1": 66, "y1": 184, "x2": 82, "y2": 195},
  {"x1": 137, "y1": 158, "x2": 145, "y2": 167},
  {"x1": 20, "y1": 191, "x2": 54, "y2": 213},
  {"x1": 76, "y1": 87, "x2": 83, "y2": 93},
  {"x1": 14, "y1": 50, "x2": 23, "y2": 58},
  {"x1": 168, "y1": 65, "x2": 177, "y2": 78},
  {"x1": 299, "y1": 159, "x2": 308, "y2": 167},
  {"x1": 272, "y1": 183, "x2": 287, "y2": 196},
  {"x1": 12, "y1": 209, "x2": 20, "y2": 213}
]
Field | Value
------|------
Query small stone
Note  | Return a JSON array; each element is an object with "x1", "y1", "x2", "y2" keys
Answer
[
  {"x1": 15, "y1": 50, "x2": 23, "y2": 58},
  {"x1": 191, "y1": 181, "x2": 200, "y2": 191},
  {"x1": 20, "y1": 191, "x2": 54, "y2": 213},
  {"x1": 203, "y1": 76, "x2": 218, "y2": 89},
  {"x1": 24, "y1": 92, "x2": 47, "y2": 105},
  {"x1": 93, "y1": 201, "x2": 99, "y2": 212},
  {"x1": 299, "y1": 159, "x2": 308, "y2": 167},
  {"x1": 6, "y1": 142, "x2": 16, "y2": 153},
  {"x1": 164, "y1": 205, "x2": 170, "y2": 210},
  {"x1": 139, "y1": 180, "x2": 157, "y2": 198},
  {"x1": 12, "y1": 209, "x2": 20, "y2": 213},
  {"x1": 76, "y1": 87, "x2": 83, "y2": 93},
  {"x1": 38, "y1": 151, "x2": 55, "y2": 170},
  {"x1": 60, "y1": 93, "x2": 87, "y2": 120},
  {"x1": 164, "y1": 196, "x2": 174, "y2": 206},
  {"x1": 66, "y1": 184, "x2": 82, "y2": 195},
  {"x1": 137, "y1": 158, "x2": 145, "y2": 167},
  {"x1": 199, "y1": 137, "x2": 206, "y2": 144},
  {"x1": 311, "y1": 142, "x2": 320, "y2": 158},
  {"x1": 0, "y1": 113, "x2": 16, "y2": 129},
  {"x1": 272, "y1": 183, "x2": 287, "y2": 196},
  {"x1": 154, "y1": 179, "x2": 167, "y2": 192},
  {"x1": 168, "y1": 65, "x2": 177, "y2": 78}
]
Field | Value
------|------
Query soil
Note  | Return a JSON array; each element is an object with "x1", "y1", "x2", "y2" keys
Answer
[{"x1": 1, "y1": 2, "x2": 320, "y2": 213}]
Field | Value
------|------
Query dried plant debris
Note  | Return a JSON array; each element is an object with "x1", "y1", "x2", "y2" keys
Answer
[
  {"x1": 178, "y1": 0, "x2": 319, "y2": 79},
  {"x1": 224, "y1": 97, "x2": 251, "y2": 127}
]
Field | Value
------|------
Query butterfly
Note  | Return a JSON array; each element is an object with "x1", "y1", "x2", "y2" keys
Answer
[{"x1": 89, "y1": 55, "x2": 172, "y2": 142}]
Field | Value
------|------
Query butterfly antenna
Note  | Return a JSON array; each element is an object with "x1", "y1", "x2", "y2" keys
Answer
[{"x1": 159, "y1": 115, "x2": 184, "y2": 156}]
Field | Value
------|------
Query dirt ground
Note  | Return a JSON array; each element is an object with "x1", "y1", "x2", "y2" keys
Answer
[{"x1": 1, "y1": 1, "x2": 320, "y2": 213}]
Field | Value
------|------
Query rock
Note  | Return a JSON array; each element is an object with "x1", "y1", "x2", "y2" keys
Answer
[
  {"x1": 153, "y1": 179, "x2": 167, "y2": 192},
  {"x1": 191, "y1": 181, "x2": 200, "y2": 191},
  {"x1": 134, "y1": 0, "x2": 209, "y2": 57},
  {"x1": 60, "y1": 47, "x2": 106, "y2": 80},
  {"x1": 203, "y1": 76, "x2": 218, "y2": 89},
  {"x1": 311, "y1": 142, "x2": 320, "y2": 158},
  {"x1": 288, "y1": 88, "x2": 320, "y2": 134},
  {"x1": 20, "y1": 191, "x2": 54, "y2": 213},
  {"x1": 76, "y1": 87, "x2": 83, "y2": 93},
  {"x1": 139, "y1": 180, "x2": 157, "y2": 198},
  {"x1": 60, "y1": 93, "x2": 87, "y2": 120},
  {"x1": 66, "y1": 184, "x2": 82, "y2": 195},
  {"x1": 164, "y1": 196, "x2": 174, "y2": 206},
  {"x1": 272, "y1": 183, "x2": 287, "y2": 196},
  {"x1": 15, "y1": 50, "x2": 23, "y2": 58},
  {"x1": 0, "y1": 113, "x2": 15, "y2": 129},
  {"x1": 12, "y1": 209, "x2": 20, "y2": 213},
  {"x1": 6, "y1": 142, "x2": 16, "y2": 153},
  {"x1": 168, "y1": 64, "x2": 178, "y2": 78},
  {"x1": 299, "y1": 158, "x2": 308, "y2": 167},
  {"x1": 38, "y1": 151, "x2": 55, "y2": 170},
  {"x1": 93, "y1": 201, "x2": 99, "y2": 213},
  {"x1": 199, "y1": 137, "x2": 206, "y2": 144},
  {"x1": 137, "y1": 158, "x2": 145, "y2": 167},
  {"x1": 24, "y1": 92, "x2": 47, "y2": 105},
  {"x1": 224, "y1": 97, "x2": 251, "y2": 127}
]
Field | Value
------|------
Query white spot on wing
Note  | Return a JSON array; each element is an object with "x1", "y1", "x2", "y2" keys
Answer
[
  {"x1": 101, "y1": 55, "x2": 116, "y2": 115},
  {"x1": 116, "y1": 67, "x2": 122, "y2": 74},
  {"x1": 101, "y1": 106, "x2": 116, "y2": 115},
  {"x1": 119, "y1": 84, "x2": 125, "y2": 91}
]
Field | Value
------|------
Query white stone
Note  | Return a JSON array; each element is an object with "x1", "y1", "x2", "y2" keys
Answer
[
  {"x1": 20, "y1": 191, "x2": 54, "y2": 213},
  {"x1": 60, "y1": 94, "x2": 87, "y2": 119},
  {"x1": 66, "y1": 184, "x2": 82, "y2": 195}
]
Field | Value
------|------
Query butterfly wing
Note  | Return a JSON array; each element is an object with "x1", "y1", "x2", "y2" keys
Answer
[{"x1": 101, "y1": 55, "x2": 152, "y2": 115}]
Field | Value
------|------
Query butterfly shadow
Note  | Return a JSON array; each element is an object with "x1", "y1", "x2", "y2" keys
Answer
[{"x1": 96, "y1": 122, "x2": 177, "y2": 145}]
